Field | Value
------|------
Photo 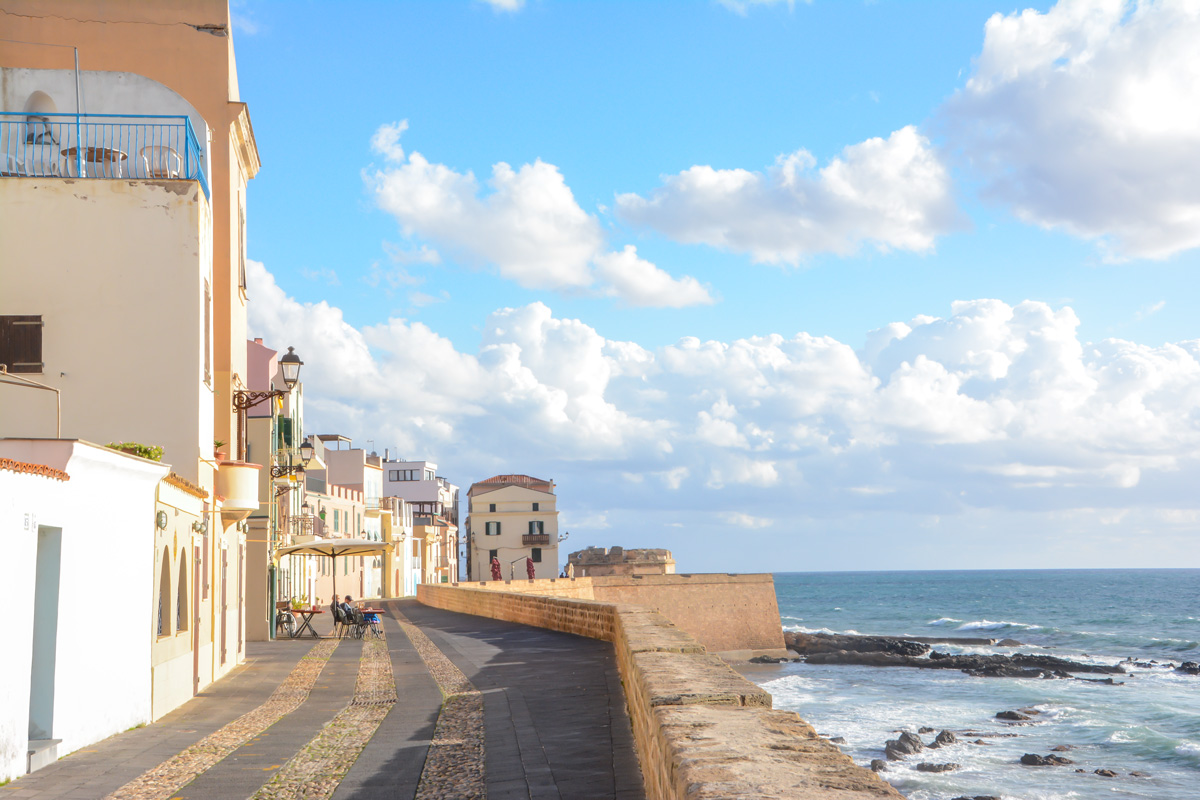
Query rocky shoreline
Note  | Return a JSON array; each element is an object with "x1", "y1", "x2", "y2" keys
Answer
[{"x1": 781, "y1": 631, "x2": 1128, "y2": 679}]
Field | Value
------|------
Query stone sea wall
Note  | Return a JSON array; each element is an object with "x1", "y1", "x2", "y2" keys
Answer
[
  {"x1": 461, "y1": 573, "x2": 789, "y2": 658},
  {"x1": 417, "y1": 582, "x2": 902, "y2": 800}
]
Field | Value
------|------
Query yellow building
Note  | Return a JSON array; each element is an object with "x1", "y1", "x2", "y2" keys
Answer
[
  {"x1": 466, "y1": 474, "x2": 560, "y2": 581},
  {"x1": 0, "y1": 0, "x2": 261, "y2": 717}
]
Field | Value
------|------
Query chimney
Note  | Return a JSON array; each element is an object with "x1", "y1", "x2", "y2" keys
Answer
[{"x1": 385, "y1": 448, "x2": 390, "y2": 461}]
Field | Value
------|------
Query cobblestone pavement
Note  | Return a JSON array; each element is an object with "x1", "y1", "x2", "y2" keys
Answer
[
  {"x1": 391, "y1": 605, "x2": 486, "y2": 800},
  {"x1": 250, "y1": 637, "x2": 396, "y2": 800},
  {"x1": 103, "y1": 640, "x2": 341, "y2": 800},
  {"x1": 2, "y1": 601, "x2": 642, "y2": 800}
]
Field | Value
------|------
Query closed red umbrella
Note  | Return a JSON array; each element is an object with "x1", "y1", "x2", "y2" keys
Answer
[
  {"x1": 526, "y1": 557, "x2": 536, "y2": 579},
  {"x1": 490, "y1": 557, "x2": 502, "y2": 581}
]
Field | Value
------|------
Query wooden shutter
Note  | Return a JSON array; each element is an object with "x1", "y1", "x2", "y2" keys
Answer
[{"x1": 0, "y1": 315, "x2": 43, "y2": 373}]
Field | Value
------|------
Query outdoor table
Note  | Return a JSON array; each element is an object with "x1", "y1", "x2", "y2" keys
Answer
[
  {"x1": 290, "y1": 608, "x2": 324, "y2": 638},
  {"x1": 60, "y1": 145, "x2": 128, "y2": 177}
]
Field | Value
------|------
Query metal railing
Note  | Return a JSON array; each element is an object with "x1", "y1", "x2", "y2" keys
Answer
[{"x1": 0, "y1": 112, "x2": 209, "y2": 200}]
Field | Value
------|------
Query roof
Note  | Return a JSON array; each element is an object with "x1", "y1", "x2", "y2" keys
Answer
[{"x1": 469, "y1": 474, "x2": 554, "y2": 495}]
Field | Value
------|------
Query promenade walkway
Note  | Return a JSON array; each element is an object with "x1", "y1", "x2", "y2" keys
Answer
[{"x1": 0, "y1": 600, "x2": 643, "y2": 800}]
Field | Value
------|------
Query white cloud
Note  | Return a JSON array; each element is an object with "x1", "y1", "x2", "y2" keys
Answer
[
  {"x1": 943, "y1": 0, "x2": 1200, "y2": 259},
  {"x1": 718, "y1": 0, "x2": 800, "y2": 14},
  {"x1": 719, "y1": 512, "x2": 775, "y2": 528},
  {"x1": 481, "y1": 0, "x2": 524, "y2": 11},
  {"x1": 367, "y1": 122, "x2": 711, "y2": 307},
  {"x1": 249, "y1": 260, "x2": 1200, "y2": 568},
  {"x1": 616, "y1": 126, "x2": 961, "y2": 264}
]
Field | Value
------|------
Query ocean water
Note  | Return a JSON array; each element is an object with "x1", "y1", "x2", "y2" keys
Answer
[{"x1": 745, "y1": 570, "x2": 1200, "y2": 800}]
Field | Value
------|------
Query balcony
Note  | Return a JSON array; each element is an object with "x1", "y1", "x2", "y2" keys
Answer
[
  {"x1": 365, "y1": 496, "x2": 382, "y2": 517},
  {"x1": 522, "y1": 533, "x2": 551, "y2": 546},
  {"x1": 1, "y1": 113, "x2": 209, "y2": 199}
]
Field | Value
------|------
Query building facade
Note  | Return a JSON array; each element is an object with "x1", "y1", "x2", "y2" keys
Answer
[
  {"x1": 568, "y1": 546, "x2": 676, "y2": 577},
  {"x1": 465, "y1": 474, "x2": 560, "y2": 581},
  {"x1": 382, "y1": 457, "x2": 459, "y2": 585},
  {"x1": 0, "y1": 0, "x2": 261, "y2": 736}
]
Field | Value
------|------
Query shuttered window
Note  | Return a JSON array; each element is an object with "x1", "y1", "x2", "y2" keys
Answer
[
  {"x1": 486, "y1": 521, "x2": 501, "y2": 536},
  {"x1": 0, "y1": 315, "x2": 43, "y2": 373},
  {"x1": 528, "y1": 520, "x2": 544, "y2": 535}
]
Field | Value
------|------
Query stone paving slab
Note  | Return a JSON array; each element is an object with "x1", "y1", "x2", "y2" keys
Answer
[
  {"x1": 329, "y1": 613, "x2": 441, "y2": 800},
  {"x1": 0, "y1": 642, "x2": 312, "y2": 800},
  {"x1": 170, "y1": 640, "x2": 361, "y2": 799},
  {"x1": 398, "y1": 600, "x2": 644, "y2": 800}
]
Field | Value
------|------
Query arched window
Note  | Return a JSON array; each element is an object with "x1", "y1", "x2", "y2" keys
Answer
[
  {"x1": 158, "y1": 552, "x2": 172, "y2": 637},
  {"x1": 177, "y1": 553, "x2": 189, "y2": 631}
]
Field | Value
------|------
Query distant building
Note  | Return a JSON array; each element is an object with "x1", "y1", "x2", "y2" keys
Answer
[
  {"x1": 466, "y1": 474, "x2": 559, "y2": 581},
  {"x1": 381, "y1": 456, "x2": 459, "y2": 586},
  {"x1": 568, "y1": 546, "x2": 676, "y2": 577}
]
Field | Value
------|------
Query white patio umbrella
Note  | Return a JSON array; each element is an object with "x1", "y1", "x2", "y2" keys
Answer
[{"x1": 274, "y1": 537, "x2": 393, "y2": 602}]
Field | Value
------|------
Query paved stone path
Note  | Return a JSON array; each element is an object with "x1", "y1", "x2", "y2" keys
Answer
[{"x1": 1, "y1": 600, "x2": 643, "y2": 800}]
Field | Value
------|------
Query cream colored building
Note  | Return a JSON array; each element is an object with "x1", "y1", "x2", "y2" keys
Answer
[
  {"x1": 466, "y1": 474, "x2": 560, "y2": 581},
  {"x1": 0, "y1": 0, "x2": 260, "y2": 719}
]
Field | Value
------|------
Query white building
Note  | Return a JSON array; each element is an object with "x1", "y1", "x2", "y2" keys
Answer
[
  {"x1": 382, "y1": 456, "x2": 459, "y2": 585},
  {"x1": 465, "y1": 474, "x2": 560, "y2": 581},
  {"x1": 0, "y1": 440, "x2": 167, "y2": 781}
]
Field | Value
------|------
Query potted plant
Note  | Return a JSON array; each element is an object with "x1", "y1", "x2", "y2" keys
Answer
[{"x1": 214, "y1": 439, "x2": 228, "y2": 463}]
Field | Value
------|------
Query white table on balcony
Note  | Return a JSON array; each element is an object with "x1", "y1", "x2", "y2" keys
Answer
[{"x1": 60, "y1": 145, "x2": 128, "y2": 178}]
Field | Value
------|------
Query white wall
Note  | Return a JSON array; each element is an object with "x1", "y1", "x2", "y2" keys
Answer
[{"x1": 0, "y1": 440, "x2": 167, "y2": 781}]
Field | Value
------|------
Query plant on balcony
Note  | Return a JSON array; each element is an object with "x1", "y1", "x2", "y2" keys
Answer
[
  {"x1": 106, "y1": 441, "x2": 164, "y2": 461},
  {"x1": 214, "y1": 439, "x2": 228, "y2": 462}
]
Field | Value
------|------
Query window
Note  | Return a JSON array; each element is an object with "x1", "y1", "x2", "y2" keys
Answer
[
  {"x1": 531, "y1": 548, "x2": 542, "y2": 563},
  {"x1": 486, "y1": 521, "x2": 501, "y2": 536},
  {"x1": 528, "y1": 520, "x2": 544, "y2": 535},
  {"x1": 489, "y1": 503, "x2": 496, "y2": 512},
  {"x1": 0, "y1": 315, "x2": 43, "y2": 373},
  {"x1": 178, "y1": 554, "x2": 189, "y2": 631},
  {"x1": 532, "y1": 502, "x2": 539, "y2": 511},
  {"x1": 204, "y1": 282, "x2": 211, "y2": 384},
  {"x1": 389, "y1": 470, "x2": 400, "y2": 481},
  {"x1": 489, "y1": 549, "x2": 498, "y2": 562},
  {"x1": 334, "y1": 510, "x2": 339, "y2": 532},
  {"x1": 425, "y1": 469, "x2": 435, "y2": 480},
  {"x1": 158, "y1": 553, "x2": 171, "y2": 637}
]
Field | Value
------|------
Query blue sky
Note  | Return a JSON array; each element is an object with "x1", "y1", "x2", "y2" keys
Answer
[{"x1": 235, "y1": 0, "x2": 1200, "y2": 571}]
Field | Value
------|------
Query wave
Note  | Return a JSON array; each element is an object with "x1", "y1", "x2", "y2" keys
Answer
[
  {"x1": 926, "y1": 617, "x2": 963, "y2": 626},
  {"x1": 782, "y1": 625, "x2": 863, "y2": 636},
  {"x1": 954, "y1": 619, "x2": 1042, "y2": 632}
]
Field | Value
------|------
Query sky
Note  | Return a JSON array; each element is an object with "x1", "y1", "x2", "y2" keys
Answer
[{"x1": 232, "y1": 0, "x2": 1200, "y2": 572}]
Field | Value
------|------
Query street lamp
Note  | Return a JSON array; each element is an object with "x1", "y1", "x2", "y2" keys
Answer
[{"x1": 232, "y1": 346, "x2": 303, "y2": 461}]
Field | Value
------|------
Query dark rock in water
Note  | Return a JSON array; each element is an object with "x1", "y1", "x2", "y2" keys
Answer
[
  {"x1": 973, "y1": 739, "x2": 990, "y2": 745},
  {"x1": 918, "y1": 726, "x2": 935, "y2": 733},
  {"x1": 870, "y1": 759, "x2": 887, "y2": 772},
  {"x1": 1130, "y1": 770, "x2": 1151, "y2": 777},
  {"x1": 996, "y1": 710, "x2": 1031, "y2": 721},
  {"x1": 916, "y1": 762, "x2": 959, "y2": 772},
  {"x1": 996, "y1": 638, "x2": 1023, "y2": 647},
  {"x1": 748, "y1": 654, "x2": 787, "y2": 663},
  {"x1": 784, "y1": 631, "x2": 931, "y2": 657},
  {"x1": 1018, "y1": 707, "x2": 1041, "y2": 715},
  {"x1": 884, "y1": 731, "x2": 925, "y2": 760},
  {"x1": 932, "y1": 730, "x2": 958, "y2": 748},
  {"x1": 1050, "y1": 744, "x2": 1074, "y2": 751},
  {"x1": 1020, "y1": 753, "x2": 1074, "y2": 766},
  {"x1": 951, "y1": 797, "x2": 1000, "y2": 800},
  {"x1": 829, "y1": 736, "x2": 846, "y2": 744},
  {"x1": 801, "y1": 648, "x2": 1123, "y2": 677},
  {"x1": 1077, "y1": 676, "x2": 1124, "y2": 684},
  {"x1": 1094, "y1": 768, "x2": 1118, "y2": 777},
  {"x1": 1176, "y1": 661, "x2": 1200, "y2": 675}
]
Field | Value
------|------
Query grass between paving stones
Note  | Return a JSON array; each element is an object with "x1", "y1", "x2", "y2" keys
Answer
[
  {"x1": 250, "y1": 636, "x2": 397, "y2": 800},
  {"x1": 102, "y1": 639, "x2": 340, "y2": 800},
  {"x1": 393, "y1": 609, "x2": 486, "y2": 800}
]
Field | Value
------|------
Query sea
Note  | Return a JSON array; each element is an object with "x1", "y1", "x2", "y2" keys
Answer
[{"x1": 743, "y1": 570, "x2": 1200, "y2": 800}]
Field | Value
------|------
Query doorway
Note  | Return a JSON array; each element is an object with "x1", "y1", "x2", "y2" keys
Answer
[{"x1": 29, "y1": 526, "x2": 62, "y2": 741}]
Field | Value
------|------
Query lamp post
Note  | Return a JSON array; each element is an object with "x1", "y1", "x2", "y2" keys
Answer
[{"x1": 232, "y1": 346, "x2": 302, "y2": 461}]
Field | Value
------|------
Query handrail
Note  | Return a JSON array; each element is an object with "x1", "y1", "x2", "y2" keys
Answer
[{"x1": 0, "y1": 111, "x2": 209, "y2": 200}]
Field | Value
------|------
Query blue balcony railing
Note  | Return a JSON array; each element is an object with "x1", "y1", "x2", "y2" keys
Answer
[{"x1": 0, "y1": 112, "x2": 209, "y2": 200}]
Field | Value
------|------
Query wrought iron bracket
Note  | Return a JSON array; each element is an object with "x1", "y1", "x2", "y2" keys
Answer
[{"x1": 233, "y1": 389, "x2": 286, "y2": 412}]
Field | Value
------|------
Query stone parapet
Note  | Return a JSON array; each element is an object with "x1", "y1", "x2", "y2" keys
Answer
[{"x1": 417, "y1": 583, "x2": 902, "y2": 800}]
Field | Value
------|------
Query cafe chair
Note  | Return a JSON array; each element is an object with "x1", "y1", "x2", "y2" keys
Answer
[
  {"x1": 331, "y1": 602, "x2": 353, "y2": 639},
  {"x1": 275, "y1": 601, "x2": 296, "y2": 639},
  {"x1": 140, "y1": 145, "x2": 182, "y2": 179},
  {"x1": 350, "y1": 608, "x2": 368, "y2": 639}
]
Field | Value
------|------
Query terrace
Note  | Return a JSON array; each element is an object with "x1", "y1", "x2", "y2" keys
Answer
[{"x1": 0, "y1": 112, "x2": 209, "y2": 199}]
